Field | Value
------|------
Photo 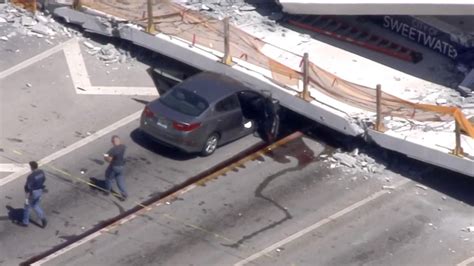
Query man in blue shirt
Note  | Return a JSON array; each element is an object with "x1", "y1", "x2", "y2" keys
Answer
[{"x1": 22, "y1": 161, "x2": 47, "y2": 228}]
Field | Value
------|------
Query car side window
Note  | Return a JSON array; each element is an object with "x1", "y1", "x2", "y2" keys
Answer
[{"x1": 215, "y1": 95, "x2": 240, "y2": 112}]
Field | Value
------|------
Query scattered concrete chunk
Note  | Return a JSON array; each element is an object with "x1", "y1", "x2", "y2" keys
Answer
[
  {"x1": 200, "y1": 4, "x2": 211, "y2": 11},
  {"x1": 35, "y1": 15, "x2": 49, "y2": 24},
  {"x1": 31, "y1": 24, "x2": 55, "y2": 36},
  {"x1": 83, "y1": 41, "x2": 96, "y2": 49},
  {"x1": 382, "y1": 185, "x2": 396, "y2": 190},
  {"x1": 21, "y1": 16, "x2": 36, "y2": 26},
  {"x1": 436, "y1": 98, "x2": 448, "y2": 105},
  {"x1": 239, "y1": 5, "x2": 256, "y2": 12},
  {"x1": 415, "y1": 184, "x2": 428, "y2": 190},
  {"x1": 333, "y1": 153, "x2": 357, "y2": 168},
  {"x1": 0, "y1": 36, "x2": 8, "y2": 41}
]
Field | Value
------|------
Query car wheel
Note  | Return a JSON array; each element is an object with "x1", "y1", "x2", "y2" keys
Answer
[{"x1": 201, "y1": 133, "x2": 219, "y2": 156}]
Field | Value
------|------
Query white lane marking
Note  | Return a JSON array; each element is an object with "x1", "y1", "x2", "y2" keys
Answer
[
  {"x1": 0, "y1": 163, "x2": 29, "y2": 173},
  {"x1": 24, "y1": 133, "x2": 297, "y2": 265},
  {"x1": 63, "y1": 39, "x2": 92, "y2": 89},
  {"x1": 234, "y1": 179, "x2": 410, "y2": 266},
  {"x1": 63, "y1": 39, "x2": 157, "y2": 96},
  {"x1": 0, "y1": 38, "x2": 77, "y2": 80},
  {"x1": 0, "y1": 110, "x2": 142, "y2": 187},
  {"x1": 458, "y1": 257, "x2": 474, "y2": 266},
  {"x1": 31, "y1": 231, "x2": 103, "y2": 266},
  {"x1": 32, "y1": 182, "x2": 199, "y2": 265}
]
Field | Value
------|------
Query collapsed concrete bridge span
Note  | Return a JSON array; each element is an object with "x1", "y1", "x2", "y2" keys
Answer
[{"x1": 44, "y1": 0, "x2": 474, "y2": 177}]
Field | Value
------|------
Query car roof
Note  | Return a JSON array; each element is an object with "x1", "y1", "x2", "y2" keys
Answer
[{"x1": 176, "y1": 72, "x2": 248, "y2": 103}]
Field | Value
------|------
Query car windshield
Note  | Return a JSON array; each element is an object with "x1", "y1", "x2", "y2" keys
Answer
[{"x1": 160, "y1": 88, "x2": 209, "y2": 116}]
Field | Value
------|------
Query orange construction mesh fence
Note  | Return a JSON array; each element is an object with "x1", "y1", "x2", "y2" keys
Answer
[
  {"x1": 11, "y1": 0, "x2": 37, "y2": 13},
  {"x1": 79, "y1": 0, "x2": 474, "y2": 138}
]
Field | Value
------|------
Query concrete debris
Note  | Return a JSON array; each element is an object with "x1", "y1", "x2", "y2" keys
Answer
[
  {"x1": 21, "y1": 16, "x2": 36, "y2": 26},
  {"x1": 200, "y1": 4, "x2": 211, "y2": 11},
  {"x1": 415, "y1": 184, "x2": 428, "y2": 190},
  {"x1": 352, "y1": 148, "x2": 359, "y2": 156},
  {"x1": 26, "y1": 83, "x2": 32, "y2": 88},
  {"x1": 465, "y1": 226, "x2": 474, "y2": 233},
  {"x1": 31, "y1": 23, "x2": 55, "y2": 36},
  {"x1": 83, "y1": 41, "x2": 96, "y2": 49},
  {"x1": 81, "y1": 41, "x2": 131, "y2": 64},
  {"x1": 239, "y1": 5, "x2": 256, "y2": 12},
  {"x1": 36, "y1": 14, "x2": 49, "y2": 24},
  {"x1": 382, "y1": 185, "x2": 396, "y2": 190},
  {"x1": 333, "y1": 153, "x2": 357, "y2": 168},
  {"x1": 436, "y1": 98, "x2": 448, "y2": 105},
  {"x1": 0, "y1": 3, "x2": 77, "y2": 46},
  {"x1": 0, "y1": 36, "x2": 7, "y2": 41}
]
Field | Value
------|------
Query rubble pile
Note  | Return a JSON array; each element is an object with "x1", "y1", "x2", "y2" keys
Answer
[
  {"x1": 82, "y1": 41, "x2": 130, "y2": 64},
  {"x1": 324, "y1": 149, "x2": 383, "y2": 174},
  {"x1": 181, "y1": 0, "x2": 283, "y2": 30},
  {"x1": 0, "y1": 4, "x2": 75, "y2": 41}
]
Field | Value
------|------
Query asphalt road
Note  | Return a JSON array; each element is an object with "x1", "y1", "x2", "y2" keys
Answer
[
  {"x1": 1, "y1": 19, "x2": 473, "y2": 266},
  {"x1": 40, "y1": 134, "x2": 474, "y2": 266}
]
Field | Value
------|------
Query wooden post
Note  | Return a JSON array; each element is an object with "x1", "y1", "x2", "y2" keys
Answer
[
  {"x1": 222, "y1": 17, "x2": 232, "y2": 65},
  {"x1": 452, "y1": 120, "x2": 464, "y2": 156},
  {"x1": 72, "y1": 0, "x2": 82, "y2": 10},
  {"x1": 375, "y1": 84, "x2": 384, "y2": 131},
  {"x1": 299, "y1": 53, "x2": 311, "y2": 101},
  {"x1": 147, "y1": 0, "x2": 156, "y2": 34},
  {"x1": 32, "y1": 0, "x2": 37, "y2": 13}
]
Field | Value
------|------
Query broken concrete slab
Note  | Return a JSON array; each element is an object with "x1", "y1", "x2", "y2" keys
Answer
[
  {"x1": 21, "y1": 16, "x2": 36, "y2": 26},
  {"x1": 51, "y1": 2, "x2": 474, "y2": 178},
  {"x1": 333, "y1": 153, "x2": 357, "y2": 168},
  {"x1": 31, "y1": 23, "x2": 55, "y2": 36}
]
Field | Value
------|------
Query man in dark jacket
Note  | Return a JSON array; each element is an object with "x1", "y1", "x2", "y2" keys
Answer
[{"x1": 22, "y1": 161, "x2": 47, "y2": 228}]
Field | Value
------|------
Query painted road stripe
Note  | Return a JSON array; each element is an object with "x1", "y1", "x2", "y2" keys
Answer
[
  {"x1": 458, "y1": 257, "x2": 474, "y2": 266},
  {"x1": 63, "y1": 39, "x2": 157, "y2": 95},
  {"x1": 0, "y1": 110, "x2": 142, "y2": 187},
  {"x1": 63, "y1": 39, "x2": 92, "y2": 89},
  {"x1": 0, "y1": 38, "x2": 77, "y2": 80},
  {"x1": 30, "y1": 132, "x2": 302, "y2": 265},
  {"x1": 0, "y1": 163, "x2": 29, "y2": 173},
  {"x1": 234, "y1": 178, "x2": 411, "y2": 266}
]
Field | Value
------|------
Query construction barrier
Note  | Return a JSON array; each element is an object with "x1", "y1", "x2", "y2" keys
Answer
[{"x1": 78, "y1": 0, "x2": 474, "y2": 139}]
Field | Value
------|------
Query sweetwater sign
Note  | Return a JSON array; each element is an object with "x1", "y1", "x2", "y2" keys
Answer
[{"x1": 379, "y1": 15, "x2": 471, "y2": 61}]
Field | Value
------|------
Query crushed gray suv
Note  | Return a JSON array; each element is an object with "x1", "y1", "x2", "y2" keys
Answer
[{"x1": 140, "y1": 72, "x2": 279, "y2": 156}]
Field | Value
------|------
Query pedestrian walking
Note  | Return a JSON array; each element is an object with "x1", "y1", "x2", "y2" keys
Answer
[
  {"x1": 103, "y1": 135, "x2": 128, "y2": 200},
  {"x1": 22, "y1": 161, "x2": 47, "y2": 228}
]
